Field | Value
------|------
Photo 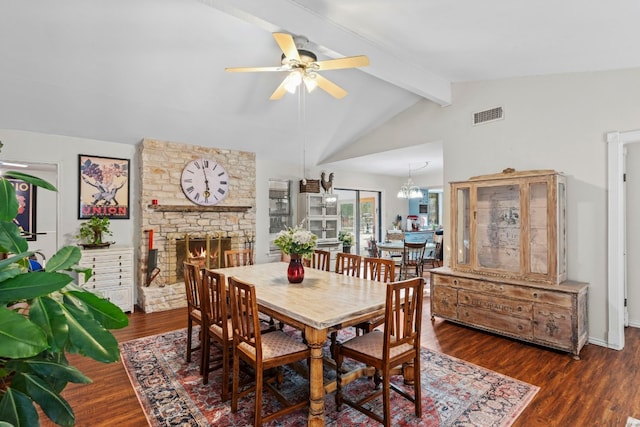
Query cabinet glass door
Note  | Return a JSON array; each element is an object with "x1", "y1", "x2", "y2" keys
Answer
[
  {"x1": 324, "y1": 218, "x2": 338, "y2": 240},
  {"x1": 529, "y1": 182, "x2": 548, "y2": 274},
  {"x1": 476, "y1": 184, "x2": 520, "y2": 272},
  {"x1": 324, "y1": 195, "x2": 338, "y2": 216},
  {"x1": 305, "y1": 194, "x2": 322, "y2": 216},
  {"x1": 309, "y1": 219, "x2": 324, "y2": 238},
  {"x1": 455, "y1": 187, "x2": 471, "y2": 265}
]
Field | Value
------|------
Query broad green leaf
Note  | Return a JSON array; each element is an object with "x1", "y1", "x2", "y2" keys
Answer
[
  {"x1": 64, "y1": 290, "x2": 128, "y2": 329},
  {"x1": 0, "y1": 251, "x2": 32, "y2": 271},
  {"x1": 0, "y1": 263, "x2": 24, "y2": 283},
  {"x1": 0, "y1": 179, "x2": 18, "y2": 221},
  {"x1": 1, "y1": 171, "x2": 57, "y2": 192},
  {"x1": 11, "y1": 373, "x2": 74, "y2": 426},
  {"x1": 0, "y1": 272, "x2": 71, "y2": 302},
  {"x1": 0, "y1": 221, "x2": 27, "y2": 255},
  {"x1": 0, "y1": 388, "x2": 39, "y2": 427},
  {"x1": 60, "y1": 303, "x2": 120, "y2": 362},
  {"x1": 0, "y1": 308, "x2": 48, "y2": 358},
  {"x1": 5, "y1": 359, "x2": 91, "y2": 386},
  {"x1": 28, "y1": 296, "x2": 68, "y2": 351},
  {"x1": 44, "y1": 246, "x2": 81, "y2": 272}
]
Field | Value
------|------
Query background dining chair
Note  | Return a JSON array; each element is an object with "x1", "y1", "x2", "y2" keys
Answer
[
  {"x1": 423, "y1": 240, "x2": 443, "y2": 270},
  {"x1": 335, "y1": 252, "x2": 362, "y2": 277},
  {"x1": 225, "y1": 249, "x2": 254, "y2": 267},
  {"x1": 183, "y1": 262, "x2": 204, "y2": 364},
  {"x1": 200, "y1": 269, "x2": 232, "y2": 400},
  {"x1": 399, "y1": 241, "x2": 427, "y2": 279},
  {"x1": 336, "y1": 277, "x2": 425, "y2": 426},
  {"x1": 228, "y1": 276, "x2": 311, "y2": 425},
  {"x1": 309, "y1": 249, "x2": 330, "y2": 271}
]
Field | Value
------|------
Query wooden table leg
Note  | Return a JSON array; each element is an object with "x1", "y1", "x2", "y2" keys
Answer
[{"x1": 305, "y1": 326, "x2": 327, "y2": 427}]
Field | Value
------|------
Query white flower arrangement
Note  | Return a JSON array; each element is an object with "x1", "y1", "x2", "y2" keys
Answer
[
  {"x1": 338, "y1": 231, "x2": 355, "y2": 246},
  {"x1": 274, "y1": 225, "x2": 318, "y2": 259}
]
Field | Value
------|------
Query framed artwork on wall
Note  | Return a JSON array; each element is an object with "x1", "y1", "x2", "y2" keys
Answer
[
  {"x1": 78, "y1": 154, "x2": 130, "y2": 219},
  {"x1": 8, "y1": 178, "x2": 37, "y2": 241}
]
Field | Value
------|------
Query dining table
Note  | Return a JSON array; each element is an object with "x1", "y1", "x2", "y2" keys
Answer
[
  {"x1": 211, "y1": 261, "x2": 389, "y2": 427},
  {"x1": 377, "y1": 240, "x2": 436, "y2": 256}
]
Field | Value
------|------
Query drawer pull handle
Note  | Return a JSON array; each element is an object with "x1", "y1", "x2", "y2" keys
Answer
[{"x1": 533, "y1": 293, "x2": 538, "y2": 298}]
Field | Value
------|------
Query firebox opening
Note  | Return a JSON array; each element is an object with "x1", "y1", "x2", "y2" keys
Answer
[{"x1": 175, "y1": 237, "x2": 232, "y2": 278}]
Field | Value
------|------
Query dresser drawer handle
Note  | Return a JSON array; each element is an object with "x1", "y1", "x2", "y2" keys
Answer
[{"x1": 533, "y1": 292, "x2": 538, "y2": 298}]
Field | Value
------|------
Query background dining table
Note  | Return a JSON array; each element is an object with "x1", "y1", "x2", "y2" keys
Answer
[{"x1": 213, "y1": 261, "x2": 388, "y2": 427}]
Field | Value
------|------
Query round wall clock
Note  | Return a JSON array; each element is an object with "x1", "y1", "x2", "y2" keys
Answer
[{"x1": 180, "y1": 158, "x2": 229, "y2": 206}]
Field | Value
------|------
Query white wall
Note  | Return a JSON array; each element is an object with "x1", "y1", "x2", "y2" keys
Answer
[
  {"x1": 348, "y1": 67, "x2": 640, "y2": 345},
  {"x1": 0, "y1": 129, "x2": 137, "y2": 250}
]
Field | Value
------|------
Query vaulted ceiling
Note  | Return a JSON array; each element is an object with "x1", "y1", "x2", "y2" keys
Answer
[{"x1": 1, "y1": 1, "x2": 639, "y2": 176}]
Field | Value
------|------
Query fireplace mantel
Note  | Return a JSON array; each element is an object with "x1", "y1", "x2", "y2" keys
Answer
[{"x1": 148, "y1": 204, "x2": 252, "y2": 213}]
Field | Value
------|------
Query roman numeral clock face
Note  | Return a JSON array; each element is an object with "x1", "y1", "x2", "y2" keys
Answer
[{"x1": 180, "y1": 158, "x2": 229, "y2": 206}]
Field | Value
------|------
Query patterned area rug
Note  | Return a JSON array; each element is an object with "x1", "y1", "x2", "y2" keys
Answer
[{"x1": 120, "y1": 328, "x2": 538, "y2": 426}]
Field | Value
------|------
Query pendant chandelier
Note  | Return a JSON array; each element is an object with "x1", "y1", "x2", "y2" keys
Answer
[{"x1": 397, "y1": 162, "x2": 427, "y2": 199}]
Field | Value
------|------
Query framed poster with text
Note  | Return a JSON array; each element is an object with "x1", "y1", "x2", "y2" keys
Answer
[
  {"x1": 78, "y1": 155, "x2": 130, "y2": 219},
  {"x1": 9, "y1": 178, "x2": 37, "y2": 241}
]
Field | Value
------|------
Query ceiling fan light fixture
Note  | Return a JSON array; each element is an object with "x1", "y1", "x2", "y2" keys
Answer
[
  {"x1": 303, "y1": 74, "x2": 318, "y2": 92},
  {"x1": 284, "y1": 71, "x2": 303, "y2": 93}
]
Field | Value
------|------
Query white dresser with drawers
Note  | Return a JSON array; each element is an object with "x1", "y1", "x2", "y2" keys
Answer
[{"x1": 77, "y1": 246, "x2": 134, "y2": 313}]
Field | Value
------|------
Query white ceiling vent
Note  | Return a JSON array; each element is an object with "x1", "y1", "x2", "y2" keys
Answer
[{"x1": 472, "y1": 106, "x2": 504, "y2": 126}]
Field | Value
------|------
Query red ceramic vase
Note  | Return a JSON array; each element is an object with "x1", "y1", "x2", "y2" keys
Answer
[{"x1": 287, "y1": 254, "x2": 305, "y2": 283}]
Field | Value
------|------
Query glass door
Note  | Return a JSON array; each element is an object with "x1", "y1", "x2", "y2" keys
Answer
[{"x1": 334, "y1": 188, "x2": 381, "y2": 255}]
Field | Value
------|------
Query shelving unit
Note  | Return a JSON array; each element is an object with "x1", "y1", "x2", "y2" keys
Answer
[
  {"x1": 298, "y1": 193, "x2": 341, "y2": 269},
  {"x1": 431, "y1": 169, "x2": 588, "y2": 358}
]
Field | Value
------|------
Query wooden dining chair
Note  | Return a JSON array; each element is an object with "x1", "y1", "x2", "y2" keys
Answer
[
  {"x1": 355, "y1": 257, "x2": 396, "y2": 335},
  {"x1": 308, "y1": 249, "x2": 330, "y2": 271},
  {"x1": 200, "y1": 269, "x2": 233, "y2": 400},
  {"x1": 399, "y1": 241, "x2": 427, "y2": 279},
  {"x1": 183, "y1": 262, "x2": 204, "y2": 364},
  {"x1": 228, "y1": 276, "x2": 311, "y2": 426},
  {"x1": 336, "y1": 277, "x2": 425, "y2": 427},
  {"x1": 225, "y1": 249, "x2": 254, "y2": 267},
  {"x1": 363, "y1": 256, "x2": 395, "y2": 283},
  {"x1": 423, "y1": 241, "x2": 443, "y2": 270},
  {"x1": 335, "y1": 252, "x2": 362, "y2": 277}
]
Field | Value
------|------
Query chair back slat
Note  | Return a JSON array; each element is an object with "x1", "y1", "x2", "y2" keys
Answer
[
  {"x1": 202, "y1": 269, "x2": 227, "y2": 330},
  {"x1": 384, "y1": 277, "x2": 424, "y2": 358},
  {"x1": 335, "y1": 253, "x2": 362, "y2": 277},
  {"x1": 363, "y1": 257, "x2": 395, "y2": 282},
  {"x1": 183, "y1": 262, "x2": 202, "y2": 311},
  {"x1": 225, "y1": 249, "x2": 254, "y2": 267},
  {"x1": 311, "y1": 249, "x2": 331, "y2": 271},
  {"x1": 228, "y1": 276, "x2": 261, "y2": 360}
]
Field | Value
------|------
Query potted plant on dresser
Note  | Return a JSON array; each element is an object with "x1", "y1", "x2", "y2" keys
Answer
[
  {"x1": 76, "y1": 215, "x2": 113, "y2": 249},
  {"x1": 0, "y1": 148, "x2": 128, "y2": 425}
]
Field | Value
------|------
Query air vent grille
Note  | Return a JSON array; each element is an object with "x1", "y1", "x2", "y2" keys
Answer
[{"x1": 473, "y1": 106, "x2": 504, "y2": 126}]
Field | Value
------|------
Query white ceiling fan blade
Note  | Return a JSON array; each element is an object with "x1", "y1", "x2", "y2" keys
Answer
[
  {"x1": 314, "y1": 74, "x2": 348, "y2": 99},
  {"x1": 316, "y1": 55, "x2": 370, "y2": 71},
  {"x1": 273, "y1": 33, "x2": 300, "y2": 62},
  {"x1": 225, "y1": 65, "x2": 285, "y2": 73}
]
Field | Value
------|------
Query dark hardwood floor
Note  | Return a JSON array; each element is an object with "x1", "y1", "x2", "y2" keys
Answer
[{"x1": 41, "y1": 301, "x2": 640, "y2": 427}]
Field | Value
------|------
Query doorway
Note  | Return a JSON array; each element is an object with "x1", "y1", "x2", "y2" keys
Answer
[
  {"x1": 0, "y1": 161, "x2": 59, "y2": 261},
  {"x1": 334, "y1": 188, "x2": 381, "y2": 256},
  {"x1": 607, "y1": 129, "x2": 640, "y2": 350}
]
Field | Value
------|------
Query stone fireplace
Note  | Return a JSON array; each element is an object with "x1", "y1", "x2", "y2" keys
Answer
[{"x1": 137, "y1": 139, "x2": 255, "y2": 312}]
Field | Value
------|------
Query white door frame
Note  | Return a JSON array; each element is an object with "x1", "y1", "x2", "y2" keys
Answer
[{"x1": 607, "y1": 129, "x2": 640, "y2": 350}]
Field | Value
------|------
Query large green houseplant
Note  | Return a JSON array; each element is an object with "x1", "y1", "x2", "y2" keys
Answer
[{"x1": 0, "y1": 149, "x2": 128, "y2": 425}]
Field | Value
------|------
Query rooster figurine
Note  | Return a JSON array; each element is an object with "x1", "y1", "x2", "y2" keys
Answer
[{"x1": 321, "y1": 172, "x2": 334, "y2": 193}]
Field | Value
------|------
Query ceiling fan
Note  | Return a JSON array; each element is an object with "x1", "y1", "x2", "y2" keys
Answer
[{"x1": 225, "y1": 32, "x2": 369, "y2": 100}]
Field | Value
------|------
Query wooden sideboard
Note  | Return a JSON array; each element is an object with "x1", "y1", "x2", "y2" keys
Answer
[
  {"x1": 430, "y1": 267, "x2": 588, "y2": 358},
  {"x1": 78, "y1": 246, "x2": 134, "y2": 313}
]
